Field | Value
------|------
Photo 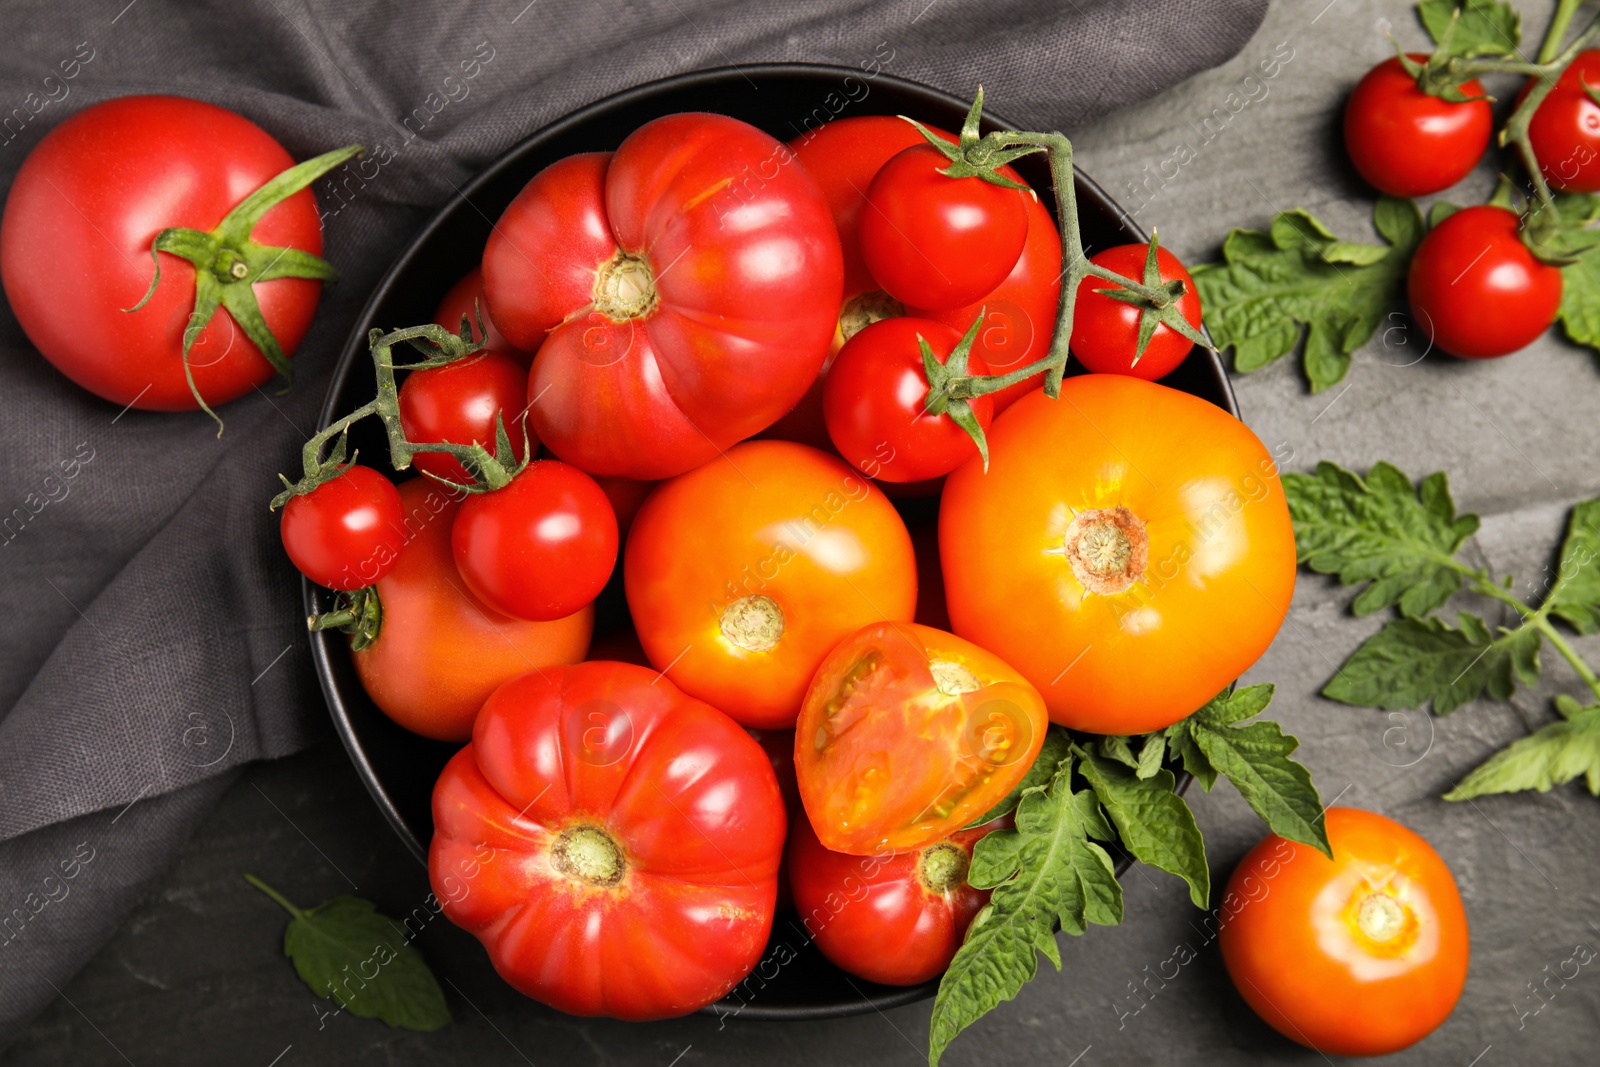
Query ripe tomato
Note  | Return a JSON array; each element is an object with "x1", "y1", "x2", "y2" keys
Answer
[
  {"x1": 352, "y1": 480, "x2": 590, "y2": 740},
  {"x1": 623, "y1": 440, "x2": 916, "y2": 729},
  {"x1": 1408, "y1": 205, "x2": 1562, "y2": 359},
  {"x1": 279, "y1": 466, "x2": 405, "y2": 591},
  {"x1": 788, "y1": 813, "x2": 1001, "y2": 985},
  {"x1": 482, "y1": 114, "x2": 842, "y2": 479},
  {"x1": 430, "y1": 662, "x2": 786, "y2": 1019},
  {"x1": 860, "y1": 144, "x2": 1029, "y2": 311},
  {"x1": 1344, "y1": 56, "x2": 1492, "y2": 197},
  {"x1": 1071, "y1": 243, "x2": 1202, "y2": 380},
  {"x1": 1219, "y1": 808, "x2": 1469, "y2": 1056},
  {"x1": 0, "y1": 95, "x2": 326, "y2": 410},
  {"x1": 823, "y1": 317, "x2": 992, "y2": 483},
  {"x1": 397, "y1": 352, "x2": 533, "y2": 484},
  {"x1": 432, "y1": 266, "x2": 533, "y2": 366},
  {"x1": 451, "y1": 460, "x2": 618, "y2": 622},
  {"x1": 940, "y1": 376, "x2": 1296, "y2": 734},
  {"x1": 794, "y1": 621, "x2": 1046, "y2": 855},
  {"x1": 1526, "y1": 50, "x2": 1600, "y2": 192}
]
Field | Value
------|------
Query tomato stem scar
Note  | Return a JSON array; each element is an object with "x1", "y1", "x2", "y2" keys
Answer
[
  {"x1": 918, "y1": 842, "x2": 969, "y2": 894},
  {"x1": 720, "y1": 594, "x2": 784, "y2": 652},
  {"x1": 592, "y1": 249, "x2": 659, "y2": 322},
  {"x1": 1355, "y1": 891, "x2": 1406, "y2": 944},
  {"x1": 552, "y1": 825, "x2": 626, "y2": 887},
  {"x1": 1063, "y1": 506, "x2": 1148, "y2": 595}
]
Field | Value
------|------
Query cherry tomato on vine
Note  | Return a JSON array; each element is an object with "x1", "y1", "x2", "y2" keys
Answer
[
  {"x1": 451, "y1": 460, "x2": 618, "y2": 621},
  {"x1": 1407, "y1": 205, "x2": 1562, "y2": 359},
  {"x1": 353, "y1": 479, "x2": 591, "y2": 741},
  {"x1": 279, "y1": 465, "x2": 405, "y2": 591},
  {"x1": 432, "y1": 266, "x2": 533, "y2": 367},
  {"x1": 823, "y1": 317, "x2": 992, "y2": 483},
  {"x1": 1343, "y1": 56, "x2": 1492, "y2": 197},
  {"x1": 788, "y1": 813, "x2": 1002, "y2": 986},
  {"x1": 397, "y1": 352, "x2": 533, "y2": 484},
  {"x1": 1219, "y1": 807, "x2": 1469, "y2": 1056},
  {"x1": 1070, "y1": 243, "x2": 1202, "y2": 380},
  {"x1": 795, "y1": 621, "x2": 1047, "y2": 855},
  {"x1": 860, "y1": 143, "x2": 1030, "y2": 311},
  {"x1": 1526, "y1": 50, "x2": 1600, "y2": 192}
]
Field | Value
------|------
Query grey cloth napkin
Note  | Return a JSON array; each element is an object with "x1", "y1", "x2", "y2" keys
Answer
[{"x1": 0, "y1": 0, "x2": 1267, "y2": 1046}]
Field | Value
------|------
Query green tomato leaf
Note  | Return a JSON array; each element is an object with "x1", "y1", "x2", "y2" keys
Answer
[
  {"x1": 1164, "y1": 719, "x2": 1218, "y2": 791},
  {"x1": 1076, "y1": 749, "x2": 1209, "y2": 908},
  {"x1": 1547, "y1": 499, "x2": 1600, "y2": 634},
  {"x1": 1553, "y1": 195, "x2": 1600, "y2": 349},
  {"x1": 1284, "y1": 460, "x2": 1479, "y2": 619},
  {"x1": 1444, "y1": 701, "x2": 1600, "y2": 799},
  {"x1": 1323, "y1": 613, "x2": 1542, "y2": 715},
  {"x1": 965, "y1": 725, "x2": 1073, "y2": 828},
  {"x1": 1418, "y1": 0, "x2": 1521, "y2": 58},
  {"x1": 1135, "y1": 734, "x2": 1167, "y2": 780},
  {"x1": 1192, "y1": 198, "x2": 1422, "y2": 392}
]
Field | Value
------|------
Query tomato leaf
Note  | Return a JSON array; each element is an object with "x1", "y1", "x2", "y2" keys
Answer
[
  {"x1": 1418, "y1": 0, "x2": 1521, "y2": 58},
  {"x1": 1547, "y1": 499, "x2": 1600, "y2": 635},
  {"x1": 1192, "y1": 198, "x2": 1422, "y2": 392},
  {"x1": 930, "y1": 758, "x2": 1121, "y2": 1066},
  {"x1": 965, "y1": 725, "x2": 1072, "y2": 828},
  {"x1": 1284, "y1": 460, "x2": 1479, "y2": 619},
  {"x1": 1445, "y1": 699, "x2": 1600, "y2": 799},
  {"x1": 1076, "y1": 749, "x2": 1209, "y2": 908},
  {"x1": 1134, "y1": 734, "x2": 1167, "y2": 780},
  {"x1": 1323, "y1": 613, "x2": 1542, "y2": 715}
]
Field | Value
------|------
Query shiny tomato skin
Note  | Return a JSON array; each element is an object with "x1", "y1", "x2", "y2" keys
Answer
[
  {"x1": 823, "y1": 317, "x2": 992, "y2": 483},
  {"x1": 352, "y1": 479, "x2": 591, "y2": 740},
  {"x1": 432, "y1": 266, "x2": 533, "y2": 367},
  {"x1": 397, "y1": 352, "x2": 533, "y2": 483},
  {"x1": 0, "y1": 95, "x2": 324, "y2": 410},
  {"x1": 1071, "y1": 244, "x2": 1202, "y2": 380},
  {"x1": 860, "y1": 144, "x2": 1029, "y2": 311},
  {"x1": 788, "y1": 813, "x2": 1000, "y2": 985},
  {"x1": 451, "y1": 460, "x2": 618, "y2": 622},
  {"x1": 795, "y1": 621, "x2": 1047, "y2": 855},
  {"x1": 483, "y1": 114, "x2": 843, "y2": 479},
  {"x1": 279, "y1": 466, "x2": 405, "y2": 591},
  {"x1": 430, "y1": 662, "x2": 786, "y2": 1019},
  {"x1": 1407, "y1": 205, "x2": 1562, "y2": 359},
  {"x1": 1527, "y1": 50, "x2": 1600, "y2": 192},
  {"x1": 940, "y1": 376, "x2": 1297, "y2": 734},
  {"x1": 624, "y1": 440, "x2": 917, "y2": 729},
  {"x1": 1219, "y1": 808, "x2": 1469, "y2": 1056},
  {"x1": 1344, "y1": 56, "x2": 1492, "y2": 197}
]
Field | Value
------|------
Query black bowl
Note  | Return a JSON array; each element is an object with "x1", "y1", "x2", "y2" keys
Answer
[{"x1": 308, "y1": 63, "x2": 1233, "y2": 1022}]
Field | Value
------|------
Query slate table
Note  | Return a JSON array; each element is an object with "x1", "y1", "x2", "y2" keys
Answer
[{"x1": 7, "y1": 1, "x2": 1600, "y2": 1064}]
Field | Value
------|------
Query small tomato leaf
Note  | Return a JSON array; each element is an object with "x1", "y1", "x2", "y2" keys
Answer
[
  {"x1": 1418, "y1": 0, "x2": 1521, "y2": 58},
  {"x1": 1323, "y1": 613, "x2": 1541, "y2": 715},
  {"x1": 1444, "y1": 702, "x2": 1600, "y2": 799},
  {"x1": 1076, "y1": 749, "x2": 1209, "y2": 908},
  {"x1": 1547, "y1": 499, "x2": 1600, "y2": 635}
]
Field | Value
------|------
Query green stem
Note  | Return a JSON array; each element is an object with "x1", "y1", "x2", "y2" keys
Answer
[
  {"x1": 1539, "y1": 0, "x2": 1586, "y2": 64},
  {"x1": 1535, "y1": 617, "x2": 1600, "y2": 702},
  {"x1": 245, "y1": 873, "x2": 306, "y2": 920},
  {"x1": 1462, "y1": 566, "x2": 1600, "y2": 702}
]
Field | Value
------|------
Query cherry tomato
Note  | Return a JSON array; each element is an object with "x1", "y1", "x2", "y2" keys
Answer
[
  {"x1": 623, "y1": 440, "x2": 916, "y2": 729},
  {"x1": 279, "y1": 466, "x2": 405, "y2": 591},
  {"x1": 432, "y1": 266, "x2": 533, "y2": 366},
  {"x1": 1219, "y1": 807, "x2": 1469, "y2": 1056},
  {"x1": 352, "y1": 479, "x2": 591, "y2": 741},
  {"x1": 940, "y1": 376, "x2": 1297, "y2": 734},
  {"x1": 1070, "y1": 243, "x2": 1202, "y2": 380},
  {"x1": 397, "y1": 353, "x2": 533, "y2": 484},
  {"x1": 0, "y1": 95, "x2": 327, "y2": 410},
  {"x1": 451, "y1": 460, "x2": 618, "y2": 621},
  {"x1": 823, "y1": 317, "x2": 993, "y2": 483},
  {"x1": 788, "y1": 812, "x2": 1002, "y2": 986},
  {"x1": 795, "y1": 621, "x2": 1046, "y2": 855},
  {"x1": 482, "y1": 114, "x2": 842, "y2": 479},
  {"x1": 1344, "y1": 56, "x2": 1492, "y2": 197},
  {"x1": 1408, "y1": 205, "x2": 1562, "y2": 359},
  {"x1": 860, "y1": 144, "x2": 1030, "y2": 311},
  {"x1": 430, "y1": 662, "x2": 786, "y2": 1019},
  {"x1": 1526, "y1": 50, "x2": 1600, "y2": 192}
]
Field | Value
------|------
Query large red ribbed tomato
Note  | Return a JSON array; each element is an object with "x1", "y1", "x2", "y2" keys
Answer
[
  {"x1": 430, "y1": 662, "x2": 787, "y2": 1020},
  {"x1": 482, "y1": 115, "x2": 842, "y2": 479}
]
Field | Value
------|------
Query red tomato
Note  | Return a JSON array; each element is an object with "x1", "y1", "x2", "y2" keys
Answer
[
  {"x1": 1344, "y1": 56, "x2": 1492, "y2": 197},
  {"x1": 940, "y1": 376, "x2": 1297, "y2": 734},
  {"x1": 1407, "y1": 205, "x2": 1562, "y2": 359},
  {"x1": 1070, "y1": 243, "x2": 1202, "y2": 380},
  {"x1": 1219, "y1": 808, "x2": 1469, "y2": 1056},
  {"x1": 451, "y1": 460, "x2": 618, "y2": 622},
  {"x1": 432, "y1": 266, "x2": 533, "y2": 366},
  {"x1": 0, "y1": 95, "x2": 326, "y2": 410},
  {"x1": 860, "y1": 144, "x2": 1029, "y2": 311},
  {"x1": 430, "y1": 662, "x2": 786, "y2": 1019},
  {"x1": 1527, "y1": 51, "x2": 1600, "y2": 192},
  {"x1": 397, "y1": 353, "x2": 533, "y2": 484},
  {"x1": 789, "y1": 813, "x2": 999, "y2": 985},
  {"x1": 482, "y1": 115, "x2": 842, "y2": 479},
  {"x1": 353, "y1": 479, "x2": 591, "y2": 740},
  {"x1": 823, "y1": 317, "x2": 992, "y2": 482},
  {"x1": 623, "y1": 441, "x2": 917, "y2": 729},
  {"x1": 279, "y1": 466, "x2": 405, "y2": 591},
  {"x1": 795, "y1": 621, "x2": 1047, "y2": 855}
]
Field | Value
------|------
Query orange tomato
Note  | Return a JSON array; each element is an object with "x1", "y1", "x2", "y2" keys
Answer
[
  {"x1": 939, "y1": 375, "x2": 1296, "y2": 734},
  {"x1": 1219, "y1": 807, "x2": 1470, "y2": 1056},
  {"x1": 794, "y1": 621, "x2": 1047, "y2": 855},
  {"x1": 623, "y1": 440, "x2": 916, "y2": 728},
  {"x1": 353, "y1": 479, "x2": 592, "y2": 740}
]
